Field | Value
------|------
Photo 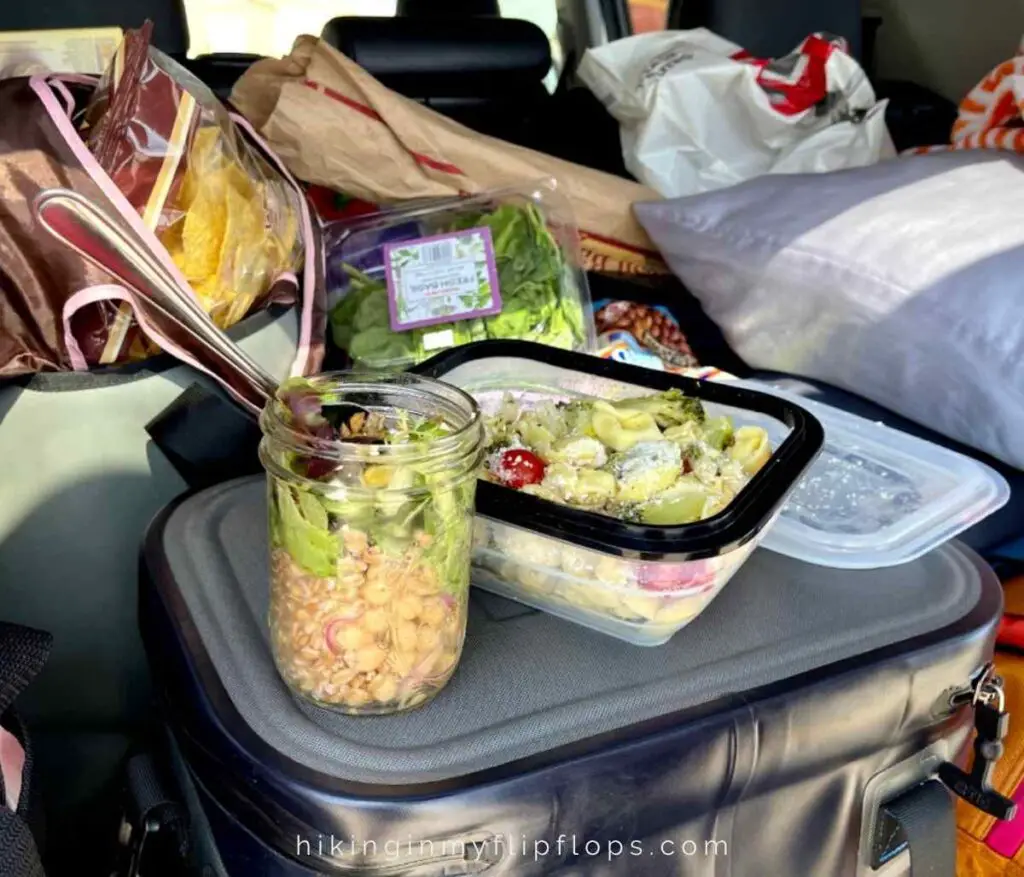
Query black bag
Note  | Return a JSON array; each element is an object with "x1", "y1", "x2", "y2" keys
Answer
[
  {"x1": 0, "y1": 622, "x2": 52, "y2": 877},
  {"x1": 140, "y1": 476, "x2": 1003, "y2": 877}
]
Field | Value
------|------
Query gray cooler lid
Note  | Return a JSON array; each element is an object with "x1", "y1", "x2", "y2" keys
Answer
[{"x1": 150, "y1": 477, "x2": 994, "y2": 786}]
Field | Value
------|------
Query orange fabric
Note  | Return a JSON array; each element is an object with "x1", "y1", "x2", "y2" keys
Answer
[
  {"x1": 959, "y1": 830, "x2": 1024, "y2": 877},
  {"x1": 911, "y1": 45, "x2": 1024, "y2": 157},
  {"x1": 1003, "y1": 578, "x2": 1024, "y2": 618},
  {"x1": 957, "y1": 652, "x2": 1024, "y2": 874}
]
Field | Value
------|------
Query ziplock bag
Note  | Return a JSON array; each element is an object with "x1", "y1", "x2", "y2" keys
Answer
[{"x1": 78, "y1": 23, "x2": 307, "y2": 366}]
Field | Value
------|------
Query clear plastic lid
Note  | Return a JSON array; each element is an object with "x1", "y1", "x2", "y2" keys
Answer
[{"x1": 732, "y1": 379, "x2": 1011, "y2": 569}]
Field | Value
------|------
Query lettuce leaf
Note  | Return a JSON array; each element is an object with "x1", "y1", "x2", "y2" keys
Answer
[{"x1": 274, "y1": 484, "x2": 338, "y2": 577}]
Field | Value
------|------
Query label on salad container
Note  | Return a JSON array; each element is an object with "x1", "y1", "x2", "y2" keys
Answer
[
  {"x1": 422, "y1": 328, "x2": 456, "y2": 351},
  {"x1": 383, "y1": 228, "x2": 502, "y2": 332}
]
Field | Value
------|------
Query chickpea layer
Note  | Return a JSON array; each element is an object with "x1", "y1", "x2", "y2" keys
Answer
[{"x1": 269, "y1": 529, "x2": 466, "y2": 715}]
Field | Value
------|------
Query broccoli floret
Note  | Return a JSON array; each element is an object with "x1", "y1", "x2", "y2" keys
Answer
[{"x1": 680, "y1": 443, "x2": 704, "y2": 465}]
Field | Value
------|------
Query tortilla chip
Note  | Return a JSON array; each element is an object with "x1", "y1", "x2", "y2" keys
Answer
[
  {"x1": 180, "y1": 177, "x2": 228, "y2": 282},
  {"x1": 191, "y1": 126, "x2": 223, "y2": 171}
]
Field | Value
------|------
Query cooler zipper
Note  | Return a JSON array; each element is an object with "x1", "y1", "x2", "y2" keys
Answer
[
  {"x1": 939, "y1": 662, "x2": 1017, "y2": 821},
  {"x1": 948, "y1": 662, "x2": 1006, "y2": 714}
]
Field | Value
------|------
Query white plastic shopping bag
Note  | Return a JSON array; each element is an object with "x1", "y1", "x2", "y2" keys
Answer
[{"x1": 579, "y1": 29, "x2": 893, "y2": 197}]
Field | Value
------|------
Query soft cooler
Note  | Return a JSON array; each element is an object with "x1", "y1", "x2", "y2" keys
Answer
[{"x1": 140, "y1": 476, "x2": 1002, "y2": 876}]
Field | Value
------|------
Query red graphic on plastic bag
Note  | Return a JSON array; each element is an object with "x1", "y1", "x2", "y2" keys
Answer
[{"x1": 731, "y1": 34, "x2": 847, "y2": 116}]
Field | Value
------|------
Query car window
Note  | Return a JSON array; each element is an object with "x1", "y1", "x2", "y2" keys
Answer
[
  {"x1": 500, "y1": 0, "x2": 563, "y2": 81},
  {"x1": 184, "y1": 0, "x2": 563, "y2": 70},
  {"x1": 184, "y1": 0, "x2": 398, "y2": 58}
]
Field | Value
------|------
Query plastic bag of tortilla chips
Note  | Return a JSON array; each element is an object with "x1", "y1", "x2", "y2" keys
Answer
[{"x1": 79, "y1": 21, "x2": 303, "y2": 365}]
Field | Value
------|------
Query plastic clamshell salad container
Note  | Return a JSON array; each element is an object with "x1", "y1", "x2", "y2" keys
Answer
[
  {"x1": 725, "y1": 378, "x2": 1012, "y2": 569},
  {"x1": 325, "y1": 181, "x2": 596, "y2": 371},
  {"x1": 414, "y1": 341, "x2": 824, "y2": 646}
]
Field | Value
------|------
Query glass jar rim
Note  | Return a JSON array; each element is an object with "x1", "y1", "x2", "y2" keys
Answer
[{"x1": 259, "y1": 371, "x2": 483, "y2": 466}]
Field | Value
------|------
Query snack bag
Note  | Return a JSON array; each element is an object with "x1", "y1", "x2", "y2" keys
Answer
[
  {"x1": 80, "y1": 22, "x2": 304, "y2": 364},
  {"x1": 594, "y1": 299, "x2": 698, "y2": 370}
]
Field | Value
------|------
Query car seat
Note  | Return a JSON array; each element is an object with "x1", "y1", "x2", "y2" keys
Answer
[
  {"x1": 397, "y1": 0, "x2": 501, "y2": 14},
  {"x1": 320, "y1": 12, "x2": 554, "y2": 153},
  {"x1": 321, "y1": 4, "x2": 634, "y2": 176}
]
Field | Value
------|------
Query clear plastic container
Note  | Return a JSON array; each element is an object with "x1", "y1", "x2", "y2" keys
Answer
[
  {"x1": 258, "y1": 373, "x2": 484, "y2": 713},
  {"x1": 728, "y1": 378, "x2": 1013, "y2": 569},
  {"x1": 414, "y1": 342, "x2": 824, "y2": 646},
  {"x1": 325, "y1": 182, "x2": 596, "y2": 371},
  {"x1": 472, "y1": 518, "x2": 765, "y2": 645}
]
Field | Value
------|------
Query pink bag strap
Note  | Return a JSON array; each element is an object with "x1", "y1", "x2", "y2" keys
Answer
[
  {"x1": 62, "y1": 285, "x2": 262, "y2": 414},
  {"x1": 31, "y1": 76, "x2": 203, "y2": 310},
  {"x1": 31, "y1": 76, "x2": 268, "y2": 411},
  {"x1": 44, "y1": 73, "x2": 101, "y2": 118}
]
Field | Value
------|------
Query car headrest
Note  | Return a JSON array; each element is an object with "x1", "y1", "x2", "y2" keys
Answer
[{"x1": 320, "y1": 16, "x2": 551, "y2": 95}]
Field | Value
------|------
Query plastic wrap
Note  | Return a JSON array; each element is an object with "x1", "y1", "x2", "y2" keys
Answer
[
  {"x1": 326, "y1": 182, "x2": 595, "y2": 370},
  {"x1": 79, "y1": 23, "x2": 303, "y2": 365}
]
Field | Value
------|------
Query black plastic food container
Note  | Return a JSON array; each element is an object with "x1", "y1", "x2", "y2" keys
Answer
[{"x1": 412, "y1": 341, "x2": 824, "y2": 645}]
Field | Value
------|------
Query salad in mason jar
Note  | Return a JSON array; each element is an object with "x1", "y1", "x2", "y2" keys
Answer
[{"x1": 259, "y1": 374, "x2": 483, "y2": 715}]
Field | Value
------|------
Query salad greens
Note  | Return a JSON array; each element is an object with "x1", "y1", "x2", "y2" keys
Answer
[
  {"x1": 266, "y1": 377, "x2": 473, "y2": 591},
  {"x1": 328, "y1": 201, "x2": 590, "y2": 368}
]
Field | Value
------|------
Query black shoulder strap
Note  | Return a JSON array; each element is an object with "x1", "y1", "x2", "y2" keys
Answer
[
  {"x1": 0, "y1": 810, "x2": 45, "y2": 877},
  {"x1": 0, "y1": 622, "x2": 51, "y2": 719},
  {"x1": 0, "y1": 622, "x2": 52, "y2": 877}
]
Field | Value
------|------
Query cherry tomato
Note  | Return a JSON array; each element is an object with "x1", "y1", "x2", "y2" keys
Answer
[{"x1": 496, "y1": 449, "x2": 546, "y2": 490}]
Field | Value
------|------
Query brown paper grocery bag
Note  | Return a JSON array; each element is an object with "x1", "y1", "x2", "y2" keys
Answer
[{"x1": 232, "y1": 36, "x2": 668, "y2": 275}]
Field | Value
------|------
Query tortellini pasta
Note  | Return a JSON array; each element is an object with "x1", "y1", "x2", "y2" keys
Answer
[
  {"x1": 591, "y1": 402, "x2": 663, "y2": 452},
  {"x1": 728, "y1": 425, "x2": 773, "y2": 474},
  {"x1": 481, "y1": 389, "x2": 772, "y2": 526}
]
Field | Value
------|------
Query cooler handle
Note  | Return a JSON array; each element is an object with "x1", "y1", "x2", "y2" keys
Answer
[{"x1": 872, "y1": 780, "x2": 955, "y2": 875}]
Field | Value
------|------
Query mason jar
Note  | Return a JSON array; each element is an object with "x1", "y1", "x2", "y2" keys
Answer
[{"x1": 258, "y1": 373, "x2": 483, "y2": 715}]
